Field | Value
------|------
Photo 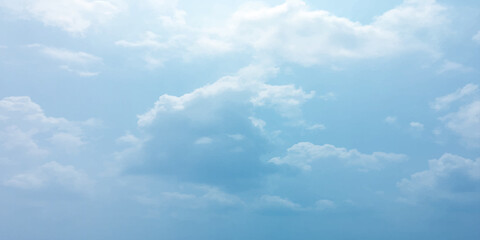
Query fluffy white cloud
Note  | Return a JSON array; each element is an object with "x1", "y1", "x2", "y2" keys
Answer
[
  {"x1": 137, "y1": 63, "x2": 310, "y2": 127},
  {"x1": 431, "y1": 84, "x2": 478, "y2": 111},
  {"x1": 4, "y1": 161, "x2": 93, "y2": 192},
  {"x1": 0, "y1": 96, "x2": 88, "y2": 156},
  {"x1": 117, "y1": 0, "x2": 446, "y2": 66},
  {"x1": 270, "y1": 142, "x2": 406, "y2": 171},
  {"x1": 0, "y1": 0, "x2": 121, "y2": 34},
  {"x1": 398, "y1": 153, "x2": 480, "y2": 202},
  {"x1": 124, "y1": 64, "x2": 315, "y2": 190},
  {"x1": 441, "y1": 101, "x2": 480, "y2": 146}
]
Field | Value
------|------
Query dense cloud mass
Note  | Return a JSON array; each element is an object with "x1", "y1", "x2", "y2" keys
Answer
[{"x1": 1, "y1": 0, "x2": 480, "y2": 239}]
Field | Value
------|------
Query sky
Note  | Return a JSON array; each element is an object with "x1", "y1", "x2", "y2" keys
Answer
[{"x1": 0, "y1": 0, "x2": 480, "y2": 239}]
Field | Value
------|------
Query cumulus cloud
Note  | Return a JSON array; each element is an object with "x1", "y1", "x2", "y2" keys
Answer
[
  {"x1": 441, "y1": 101, "x2": 480, "y2": 146},
  {"x1": 269, "y1": 142, "x2": 406, "y2": 171},
  {"x1": 398, "y1": 153, "x2": 480, "y2": 202},
  {"x1": 0, "y1": 96, "x2": 88, "y2": 156},
  {"x1": 137, "y1": 63, "x2": 310, "y2": 127},
  {"x1": 125, "y1": 64, "x2": 317, "y2": 190},
  {"x1": 116, "y1": 0, "x2": 447, "y2": 66},
  {"x1": 0, "y1": 0, "x2": 121, "y2": 34},
  {"x1": 431, "y1": 83, "x2": 478, "y2": 111}
]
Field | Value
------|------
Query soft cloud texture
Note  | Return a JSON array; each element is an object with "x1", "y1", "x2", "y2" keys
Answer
[
  {"x1": 269, "y1": 142, "x2": 406, "y2": 171},
  {"x1": 473, "y1": 30, "x2": 480, "y2": 44},
  {"x1": 5, "y1": 161, "x2": 93, "y2": 192},
  {"x1": 0, "y1": 0, "x2": 121, "y2": 34},
  {"x1": 0, "y1": 96, "x2": 87, "y2": 156},
  {"x1": 431, "y1": 83, "x2": 478, "y2": 111},
  {"x1": 441, "y1": 101, "x2": 480, "y2": 146},
  {"x1": 116, "y1": 0, "x2": 447, "y2": 66},
  {"x1": 398, "y1": 153, "x2": 480, "y2": 202}
]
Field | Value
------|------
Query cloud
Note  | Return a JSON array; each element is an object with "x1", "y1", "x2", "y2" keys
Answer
[
  {"x1": 306, "y1": 124, "x2": 326, "y2": 131},
  {"x1": 137, "y1": 63, "x2": 310, "y2": 127},
  {"x1": 0, "y1": 96, "x2": 87, "y2": 156},
  {"x1": 125, "y1": 64, "x2": 318, "y2": 190},
  {"x1": 398, "y1": 153, "x2": 480, "y2": 202},
  {"x1": 431, "y1": 83, "x2": 478, "y2": 111},
  {"x1": 256, "y1": 195, "x2": 303, "y2": 213},
  {"x1": 269, "y1": 142, "x2": 406, "y2": 171},
  {"x1": 135, "y1": 184, "x2": 244, "y2": 210},
  {"x1": 250, "y1": 84, "x2": 314, "y2": 117},
  {"x1": 4, "y1": 161, "x2": 93, "y2": 192},
  {"x1": 473, "y1": 30, "x2": 480, "y2": 44},
  {"x1": 0, "y1": 0, "x2": 121, "y2": 34},
  {"x1": 28, "y1": 44, "x2": 101, "y2": 76},
  {"x1": 441, "y1": 100, "x2": 480, "y2": 146},
  {"x1": 117, "y1": 0, "x2": 447, "y2": 66},
  {"x1": 385, "y1": 116, "x2": 397, "y2": 124},
  {"x1": 409, "y1": 121, "x2": 424, "y2": 130},
  {"x1": 29, "y1": 44, "x2": 101, "y2": 64},
  {"x1": 437, "y1": 60, "x2": 472, "y2": 74},
  {"x1": 59, "y1": 65, "x2": 99, "y2": 77}
]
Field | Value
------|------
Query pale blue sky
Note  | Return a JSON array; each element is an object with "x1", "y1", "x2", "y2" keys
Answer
[{"x1": 1, "y1": 0, "x2": 480, "y2": 239}]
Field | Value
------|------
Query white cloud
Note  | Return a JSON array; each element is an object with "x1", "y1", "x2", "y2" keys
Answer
[
  {"x1": 0, "y1": 96, "x2": 87, "y2": 155},
  {"x1": 117, "y1": 0, "x2": 447, "y2": 66},
  {"x1": 258, "y1": 195, "x2": 302, "y2": 210},
  {"x1": 270, "y1": 142, "x2": 406, "y2": 171},
  {"x1": 29, "y1": 44, "x2": 101, "y2": 64},
  {"x1": 473, "y1": 30, "x2": 480, "y2": 44},
  {"x1": 441, "y1": 100, "x2": 480, "y2": 146},
  {"x1": 0, "y1": 0, "x2": 121, "y2": 34},
  {"x1": 5, "y1": 161, "x2": 93, "y2": 192},
  {"x1": 60, "y1": 65, "x2": 99, "y2": 77},
  {"x1": 228, "y1": 134, "x2": 245, "y2": 141},
  {"x1": 137, "y1": 63, "x2": 310, "y2": 127},
  {"x1": 437, "y1": 60, "x2": 472, "y2": 74},
  {"x1": 410, "y1": 121, "x2": 424, "y2": 130},
  {"x1": 398, "y1": 153, "x2": 480, "y2": 202},
  {"x1": 0, "y1": 126, "x2": 48, "y2": 157},
  {"x1": 250, "y1": 84, "x2": 314, "y2": 117},
  {"x1": 385, "y1": 116, "x2": 397, "y2": 124},
  {"x1": 306, "y1": 124, "x2": 326, "y2": 131},
  {"x1": 28, "y1": 44, "x2": 101, "y2": 76},
  {"x1": 431, "y1": 83, "x2": 478, "y2": 111},
  {"x1": 49, "y1": 132, "x2": 85, "y2": 152},
  {"x1": 318, "y1": 92, "x2": 336, "y2": 101}
]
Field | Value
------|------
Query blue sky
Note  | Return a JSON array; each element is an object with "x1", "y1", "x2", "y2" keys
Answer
[{"x1": 1, "y1": 0, "x2": 480, "y2": 239}]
